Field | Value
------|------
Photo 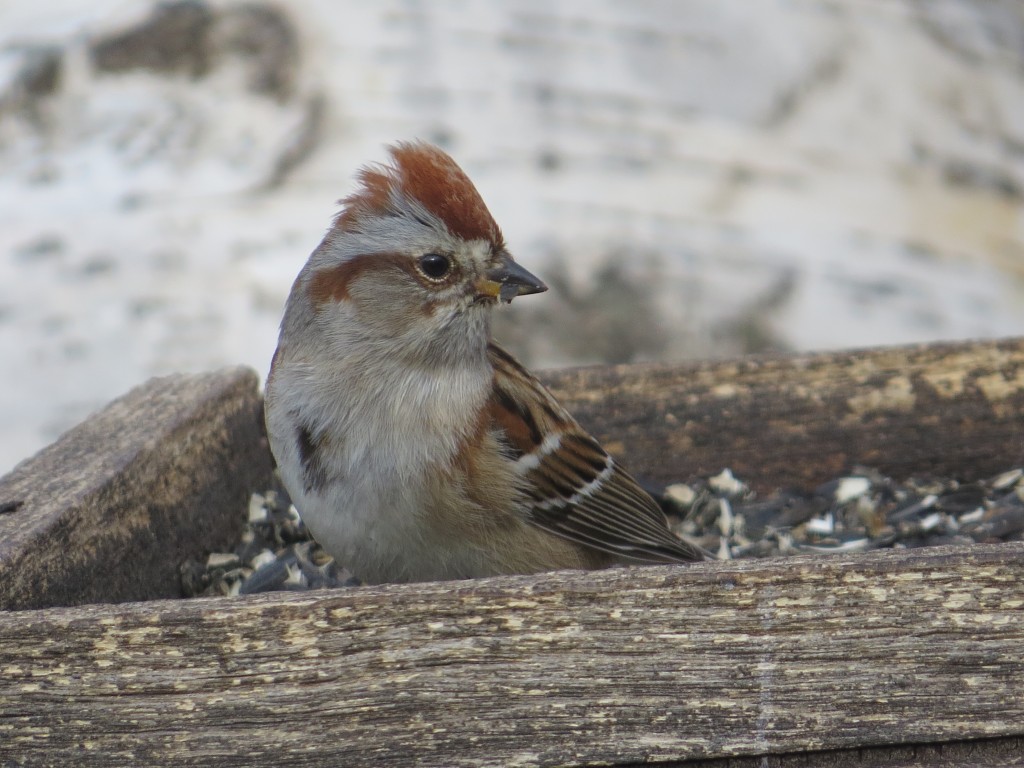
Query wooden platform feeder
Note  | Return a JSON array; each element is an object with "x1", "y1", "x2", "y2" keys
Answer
[{"x1": 1, "y1": 338, "x2": 1023, "y2": 767}]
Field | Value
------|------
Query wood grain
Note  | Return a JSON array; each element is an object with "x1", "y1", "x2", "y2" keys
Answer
[
  {"x1": 1, "y1": 542, "x2": 1022, "y2": 767},
  {"x1": 540, "y1": 337, "x2": 1024, "y2": 494},
  {"x1": 1, "y1": 339, "x2": 1023, "y2": 765},
  {"x1": 0, "y1": 367, "x2": 274, "y2": 611}
]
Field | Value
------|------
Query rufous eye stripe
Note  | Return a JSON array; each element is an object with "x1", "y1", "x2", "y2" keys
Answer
[{"x1": 306, "y1": 252, "x2": 409, "y2": 306}]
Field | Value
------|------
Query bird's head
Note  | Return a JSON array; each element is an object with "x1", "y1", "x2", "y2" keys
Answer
[{"x1": 289, "y1": 141, "x2": 546, "y2": 364}]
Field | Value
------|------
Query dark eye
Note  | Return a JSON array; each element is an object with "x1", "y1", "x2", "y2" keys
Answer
[{"x1": 418, "y1": 253, "x2": 452, "y2": 280}]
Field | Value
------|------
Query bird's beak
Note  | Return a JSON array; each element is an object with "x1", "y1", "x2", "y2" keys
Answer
[{"x1": 476, "y1": 255, "x2": 548, "y2": 304}]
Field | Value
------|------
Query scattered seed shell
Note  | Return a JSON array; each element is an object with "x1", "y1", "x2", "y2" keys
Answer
[
  {"x1": 182, "y1": 464, "x2": 1024, "y2": 599},
  {"x1": 708, "y1": 468, "x2": 745, "y2": 496},
  {"x1": 664, "y1": 483, "x2": 696, "y2": 510},
  {"x1": 834, "y1": 476, "x2": 871, "y2": 504}
]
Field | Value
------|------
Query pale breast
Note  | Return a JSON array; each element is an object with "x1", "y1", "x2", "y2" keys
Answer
[{"x1": 267, "y1": 351, "x2": 500, "y2": 582}]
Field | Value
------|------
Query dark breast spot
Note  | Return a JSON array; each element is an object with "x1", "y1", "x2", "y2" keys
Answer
[{"x1": 296, "y1": 423, "x2": 330, "y2": 495}]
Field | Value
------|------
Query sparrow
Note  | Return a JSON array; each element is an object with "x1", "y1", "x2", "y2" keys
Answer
[{"x1": 264, "y1": 141, "x2": 702, "y2": 584}]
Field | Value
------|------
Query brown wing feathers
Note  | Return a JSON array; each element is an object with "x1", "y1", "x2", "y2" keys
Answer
[{"x1": 486, "y1": 343, "x2": 702, "y2": 564}]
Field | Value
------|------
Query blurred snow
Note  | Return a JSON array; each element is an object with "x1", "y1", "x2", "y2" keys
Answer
[{"x1": 1, "y1": 0, "x2": 1023, "y2": 472}]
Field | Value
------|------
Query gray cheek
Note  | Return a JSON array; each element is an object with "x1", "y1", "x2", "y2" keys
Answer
[
  {"x1": 350, "y1": 274, "x2": 428, "y2": 338},
  {"x1": 347, "y1": 273, "x2": 491, "y2": 367}
]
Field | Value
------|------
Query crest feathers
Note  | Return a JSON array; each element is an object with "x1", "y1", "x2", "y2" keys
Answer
[{"x1": 334, "y1": 141, "x2": 503, "y2": 247}]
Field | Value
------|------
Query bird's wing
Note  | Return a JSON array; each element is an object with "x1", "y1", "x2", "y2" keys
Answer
[{"x1": 486, "y1": 343, "x2": 703, "y2": 564}]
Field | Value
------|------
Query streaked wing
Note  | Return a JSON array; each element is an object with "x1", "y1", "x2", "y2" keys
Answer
[{"x1": 487, "y1": 343, "x2": 703, "y2": 564}]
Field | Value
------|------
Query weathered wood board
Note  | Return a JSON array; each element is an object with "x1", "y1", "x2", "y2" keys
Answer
[
  {"x1": 1, "y1": 338, "x2": 1023, "y2": 766},
  {"x1": 0, "y1": 367, "x2": 274, "y2": 611},
  {"x1": 3, "y1": 338, "x2": 1022, "y2": 612},
  {"x1": 0, "y1": 543, "x2": 1022, "y2": 767},
  {"x1": 542, "y1": 337, "x2": 1024, "y2": 495}
]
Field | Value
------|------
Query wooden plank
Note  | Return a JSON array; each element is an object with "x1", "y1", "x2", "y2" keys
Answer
[
  {"x1": 541, "y1": 337, "x2": 1024, "y2": 494},
  {"x1": 2, "y1": 338, "x2": 1022, "y2": 611},
  {"x1": 668, "y1": 736, "x2": 1024, "y2": 767},
  {"x1": 0, "y1": 367, "x2": 274, "y2": 611},
  {"x1": 1, "y1": 542, "x2": 1021, "y2": 767}
]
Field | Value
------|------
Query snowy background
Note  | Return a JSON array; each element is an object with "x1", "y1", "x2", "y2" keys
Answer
[{"x1": 2, "y1": 0, "x2": 1024, "y2": 473}]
